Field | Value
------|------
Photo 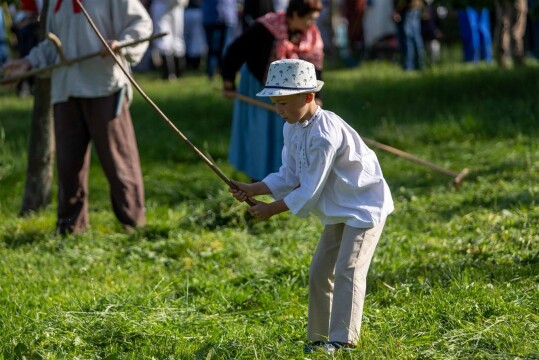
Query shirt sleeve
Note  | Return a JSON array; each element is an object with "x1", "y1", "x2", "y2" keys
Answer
[
  {"x1": 263, "y1": 145, "x2": 300, "y2": 200},
  {"x1": 26, "y1": 38, "x2": 58, "y2": 69},
  {"x1": 112, "y1": 0, "x2": 153, "y2": 65},
  {"x1": 283, "y1": 137, "x2": 336, "y2": 218},
  {"x1": 262, "y1": 125, "x2": 299, "y2": 199}
]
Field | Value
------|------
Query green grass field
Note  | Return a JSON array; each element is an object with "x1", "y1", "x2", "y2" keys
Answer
[{"x1": 0, "y1": 59, "x2": 537, "y2": 359}]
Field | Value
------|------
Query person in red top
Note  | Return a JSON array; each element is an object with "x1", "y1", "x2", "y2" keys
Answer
[{"x1": 20, "y1": 0, "x2": 39, "y2": 13}]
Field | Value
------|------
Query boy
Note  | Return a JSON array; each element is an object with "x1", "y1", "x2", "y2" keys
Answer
[{"x1": 229, "y1": 59, "x2": 394, "y2": 353}]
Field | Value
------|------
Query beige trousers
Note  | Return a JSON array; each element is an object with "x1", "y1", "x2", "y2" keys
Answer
[
  {"x1": 307, "y1": 220, "x2": 385, "y2": 345},
  {"x1": 494, "y1": 0, "x2": 528, "y2": 63}
]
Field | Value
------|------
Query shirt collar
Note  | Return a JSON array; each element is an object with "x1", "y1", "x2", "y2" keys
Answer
[{"x1": 300, "y1": 106, "x2": 321, "y2": 128}]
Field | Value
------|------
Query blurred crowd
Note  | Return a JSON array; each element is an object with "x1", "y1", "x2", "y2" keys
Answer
[{"x1": 1, "y1": 0, "x2": 539, "y2": 96}]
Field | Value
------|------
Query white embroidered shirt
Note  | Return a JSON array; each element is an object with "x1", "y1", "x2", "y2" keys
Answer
[{"x1": 263, "y1": 106, "x2": 394, "y2": 228}]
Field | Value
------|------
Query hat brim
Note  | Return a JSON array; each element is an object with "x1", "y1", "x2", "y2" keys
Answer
[{"x1": 256, "y1": 81, "x2": 324, "y2": 97}]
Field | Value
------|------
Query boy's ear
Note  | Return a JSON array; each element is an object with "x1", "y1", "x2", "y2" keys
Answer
[{"x1": 305, "y1": 93, "x2": 315, "y2": 103}]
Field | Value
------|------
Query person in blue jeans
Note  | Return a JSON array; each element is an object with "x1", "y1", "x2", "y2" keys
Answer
[
  {"x1": 202, "y1": 0, "x2": 238, "y2": 79},
  {"x1": 393, "y1": 0, "x2": 425, "y2": 70},
  {"x1": 457, "y1": 6, "x2": 493, "y2": 63}
]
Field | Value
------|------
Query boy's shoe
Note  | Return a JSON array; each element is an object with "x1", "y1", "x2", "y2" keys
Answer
[
  {"x1": 303, "y1": 341, "x2": 324, "y2": 354},
  {"x1": 303, "y1": 341, "x2": 355, "y2": 354}
]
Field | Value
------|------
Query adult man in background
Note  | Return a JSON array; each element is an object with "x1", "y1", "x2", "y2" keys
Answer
[{"x1": 3, "y1": 0, "x2": 152, "y2": 235}]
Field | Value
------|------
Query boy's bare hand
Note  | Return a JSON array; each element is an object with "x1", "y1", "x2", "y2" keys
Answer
[
  {"x1": 247, "y1": 200, "x2": 274, "y2": 221},
  {"x1": 228, "y1": 180, "x2": 255, "y2": 202}
]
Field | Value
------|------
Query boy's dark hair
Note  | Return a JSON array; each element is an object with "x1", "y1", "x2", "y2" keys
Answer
[{"x1": 286, "y1": 0, "x2": 323, "y2": 18}]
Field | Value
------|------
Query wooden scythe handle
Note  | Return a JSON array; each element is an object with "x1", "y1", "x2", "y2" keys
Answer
[
  {"x1": 46, "y1": 32, "x2": 67, "y2": 63},
  {"x1": 219, "y1": 89, "x2": 470, "y2": 188}
]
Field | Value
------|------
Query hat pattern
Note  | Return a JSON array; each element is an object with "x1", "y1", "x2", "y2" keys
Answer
[{"x1": 256, "y1": 59, "x2": 324, "y2": 97}]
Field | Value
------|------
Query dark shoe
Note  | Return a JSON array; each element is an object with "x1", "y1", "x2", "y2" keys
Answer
[
  {"x1": 55, "y1": 219, "x2": 74, "y2": 236},
  {"x1": 497, "y1": 57, "x2": 510, "y2": 69},
  {"x1": 186, "y1": 56, "x2": 201, "y2": 70},
  {"x1": 303, "y1": 341, "x2": 324, "y2": 354},
  {"x1": 122, "y1": 224, "x2": 141, "y2": 235},
  {"x1": 304, "y1": 341, "x2": 355, "y2": 354},
  {"x1": 160, "y1": 54, "x2": 177, "y2": 80},
  {"x1": 54, "y1": 226, "x2": 69, "y2": 237},
  {"x1": 174, "y1": 56, "x2": 186, "y2": 78},
  {"x1": 331, "y1": 342, "x2": 355, "y2": 351}
]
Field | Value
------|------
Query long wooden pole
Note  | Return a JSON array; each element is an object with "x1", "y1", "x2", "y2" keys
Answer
[
  {"x1": 220, "y1": 89, "x2": 469, "y2": 187},
  {"x1": 76, "y1": 0, "x2": 254, "y2": 205},
  {"x1": 0, "y1": 32, "x2": 167, "y2": 84}
]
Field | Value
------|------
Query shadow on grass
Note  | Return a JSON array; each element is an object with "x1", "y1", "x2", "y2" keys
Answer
[
  {"x1": 0, "y1": 107, "x2": 33, "y2": 149},
  {"x1": 466, "y1": 158, "x2": 536, "y2": 181},
  {"x1": 385, "y1": 169, "x2": 458, "y2": 190},
  {"x1": 329, "y1": 65, "x2": 539, "y2": 139},
  {"x1": 194, "y1": 341, "x2": 241, "y2": 360},
  {"x1": 369, "y1": 253, "x2": 538, "y2": 306},
  {"x1": 128, "y1": 223, "x2": 174, "y2": 241},
  {"x1": 2, "y1": 66, "x2": 537, "y2": 168},
  {"x1": 1, "y1": 226, "x2": 50, "y2": 248},
  {"x1": 458, "y1": 189, "x2": 536, "y2": 212}
]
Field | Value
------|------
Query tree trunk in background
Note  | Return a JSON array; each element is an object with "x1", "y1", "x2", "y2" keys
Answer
[{"x1": 20, "y1": 0, "x2": 55, "y2": 216}]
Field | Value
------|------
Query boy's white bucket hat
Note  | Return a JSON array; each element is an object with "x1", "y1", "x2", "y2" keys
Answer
[{"x1": 256, "y1": 59, "x2": 324, "y2": 97}]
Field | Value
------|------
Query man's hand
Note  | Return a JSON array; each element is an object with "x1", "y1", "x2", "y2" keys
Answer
[
  {"x1": 222, "y1": 80, "x2": 236, "y2": 100},
  {"x1": 101, "y1": 40, "x2": 120, "y2": 57},
  {"x1": 2, "y1": 59, "x2": 32, "y2": 84}
]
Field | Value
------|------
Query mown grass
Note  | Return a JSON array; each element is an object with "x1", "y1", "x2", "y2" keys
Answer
[{"x1": 0, "y1": 59, "x2": 537, "y2": 359}]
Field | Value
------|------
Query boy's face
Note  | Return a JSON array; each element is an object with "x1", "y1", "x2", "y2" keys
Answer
[{"x1": 270, "y1": 93, "x2": 313, "y2": 124}]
